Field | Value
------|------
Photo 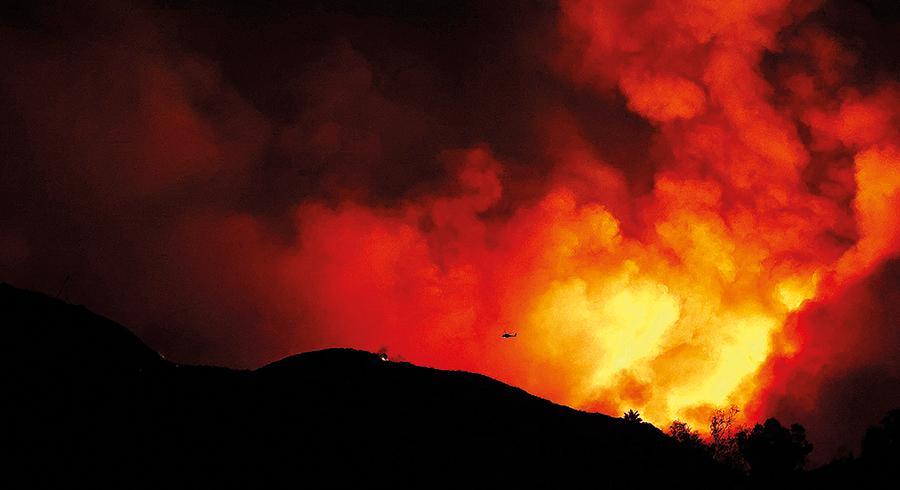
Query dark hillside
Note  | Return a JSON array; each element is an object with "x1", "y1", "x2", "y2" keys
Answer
[{"x1": 3, "y1": 283, "x2": 736, "y2": 488}]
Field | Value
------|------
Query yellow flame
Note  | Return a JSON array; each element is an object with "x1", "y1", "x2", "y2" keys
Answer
[{"x1": 776, "y1": 272, "x2": 820, "y2": 312}]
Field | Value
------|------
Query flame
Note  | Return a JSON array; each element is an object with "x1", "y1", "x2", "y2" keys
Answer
[
  {"x1": 276, "y1": 149, "x2": 829, "y2": 431},
  {"x1": 272, "y1": 0, "x2": 900, "y2": 433},
  {"x1": 3, "y1": 0, "x2": 900, "y2": 461}
]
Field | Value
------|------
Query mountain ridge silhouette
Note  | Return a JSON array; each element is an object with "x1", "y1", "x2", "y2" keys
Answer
[{"x1": 3, "y1": 282, "x2": 739, "y2": 487}]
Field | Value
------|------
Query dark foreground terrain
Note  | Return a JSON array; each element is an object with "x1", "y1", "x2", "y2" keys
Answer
[{"x1": 1, "y1": 283, "x2": 892, "y2": 488}]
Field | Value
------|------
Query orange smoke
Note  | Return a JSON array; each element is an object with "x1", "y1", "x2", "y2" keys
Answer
[
  {"x1": 243, "y1": 0, "x2": 900, "y2": 444},
  {"x1": 268, "y1": 0, "x2": 900, "y2": 435},
  {"x1": 2, "y1": 0, "x2": 899, "y2": 464},
  {"x1": 275, "y1": 144, "x2": 818, "y2": 431}
]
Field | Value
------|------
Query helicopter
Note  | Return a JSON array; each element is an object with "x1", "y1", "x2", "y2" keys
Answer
[{"x1": 501, "y1": 332, "x2": 517, "y2": 338}]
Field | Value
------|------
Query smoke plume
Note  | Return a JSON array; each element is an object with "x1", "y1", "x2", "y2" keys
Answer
[{"x1": 2, "y1": 0, "x2": 898, "y2": 464}]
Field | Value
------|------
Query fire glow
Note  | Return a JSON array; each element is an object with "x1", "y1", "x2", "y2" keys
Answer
[
  {"x1": 2, "y1": 0, "x2": 899, "y2": 463},
  {"x1": 273, "y1": 0, "x2": 900, "y2": 433}
]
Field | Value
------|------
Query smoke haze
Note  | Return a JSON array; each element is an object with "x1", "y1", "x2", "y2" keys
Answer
[{"x1": 2, "y1": 0, "x2": 898, "y2": 464}]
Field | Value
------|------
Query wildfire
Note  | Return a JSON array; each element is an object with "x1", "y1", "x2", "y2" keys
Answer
[
  {"x1": 275, "y1": 0, "x2": 900, "y2": 433},
  {"x1": 3, "y1": 0, "x2": 899, "y2": 463}
]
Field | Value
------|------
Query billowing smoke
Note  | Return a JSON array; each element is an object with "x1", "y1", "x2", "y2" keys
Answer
[{"x1": 2, "y1": 0, "x2": 898, "y2": 464}]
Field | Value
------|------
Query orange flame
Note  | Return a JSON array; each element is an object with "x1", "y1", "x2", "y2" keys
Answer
[
  {"x1": 3, "y1": 0, "x2": 898, "y2": 461},
  {"x1": 270, "y1": 0, "x2": 900, "y2": 435}
]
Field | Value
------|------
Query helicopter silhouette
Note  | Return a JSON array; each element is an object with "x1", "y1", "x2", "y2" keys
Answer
[{"x1": 501, "y1": 332, "x2": 517, "y2": 338}]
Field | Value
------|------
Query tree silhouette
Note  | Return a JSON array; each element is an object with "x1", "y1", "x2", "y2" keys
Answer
[
  {"x1": 861, "y1": 408, "x2": 899, "y2": 466},
  {"x1": 735, "y1": 418, "x2": 812, "y2": 477},
  {"x1": 709, "y1": 405, "x2": 743, "y2": 470},
  {"x1": 623, "y1": 409, "x2": 642, "y2": 423},
  {"x1": 668, "y1": 420, "x2": 708, "y2": 455}
]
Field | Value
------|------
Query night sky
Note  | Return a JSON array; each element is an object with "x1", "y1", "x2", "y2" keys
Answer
[{"x1": 2, "y1": 0, "x2": 899, "y2": 465}]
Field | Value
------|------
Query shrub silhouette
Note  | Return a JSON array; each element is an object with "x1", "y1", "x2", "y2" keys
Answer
[{"x1": 735, "y1": 418, "x2": 812, "y2": 477}]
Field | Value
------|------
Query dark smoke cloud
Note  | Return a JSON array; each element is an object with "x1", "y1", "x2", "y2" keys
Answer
[
  {"x1": 2, "y1": 0, "x2": 899, "y2": 465},
  {"x1": 0, "y1": 0, "x2": 614, "y2": 367},
  {"x1": 759, "y1": 256, "x2": 900, "y2": 464}
]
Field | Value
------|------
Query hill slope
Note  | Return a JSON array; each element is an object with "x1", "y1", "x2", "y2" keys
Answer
[{"x1": 2, "y1": 283, "x2": 734, "y2": 488}]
